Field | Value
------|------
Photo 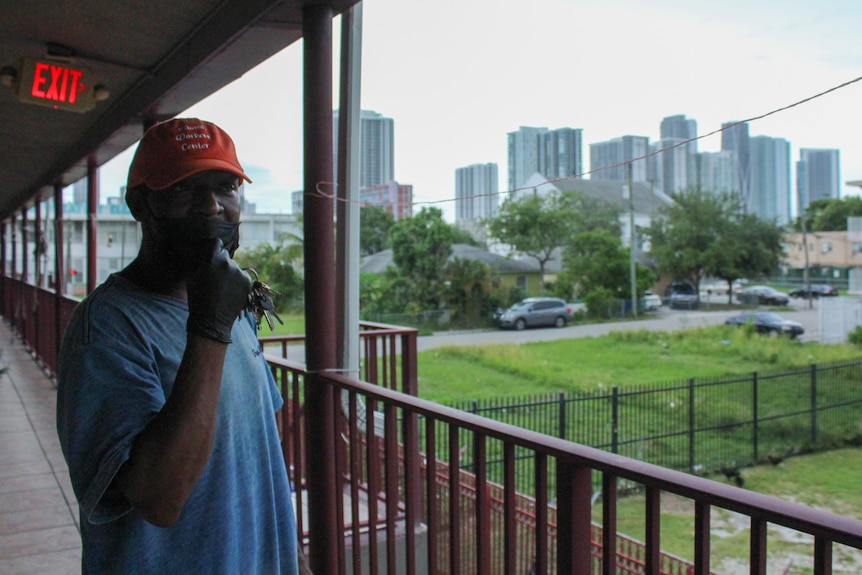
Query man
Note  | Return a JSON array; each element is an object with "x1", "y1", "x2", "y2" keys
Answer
[{"x1": 57, "y1": 118, "x2": 299, "y2": 574}]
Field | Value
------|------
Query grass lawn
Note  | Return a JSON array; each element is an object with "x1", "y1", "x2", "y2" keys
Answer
[
  {"x1": 416, "y1": 326, "x2": 862, "y2": 404},
  {"x1": 602, "y1": 447, "x2": 862, "y2": 573}
]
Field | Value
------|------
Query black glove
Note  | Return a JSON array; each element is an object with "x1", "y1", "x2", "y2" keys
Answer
[{"x1": 186, "y1": 238, "x2": 252, "y2": 344}]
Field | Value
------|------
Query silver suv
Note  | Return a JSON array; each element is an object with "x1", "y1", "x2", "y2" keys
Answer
[{"x1": 494, "y1": 297, "x2": 572, "y2": 330}]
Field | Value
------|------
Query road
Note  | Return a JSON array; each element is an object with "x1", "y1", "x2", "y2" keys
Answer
[
  {"x1": 416, "y1": 303, "x2": 822, "y2": 352},
  {"x1": 269, "y1": 301, "x2": 823, "y2": 362}
]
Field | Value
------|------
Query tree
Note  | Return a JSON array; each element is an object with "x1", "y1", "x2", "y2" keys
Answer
[
  {"x1": 444, "y1": 257, "x2": 500, "y2": 323},
  {"x1": 388, "y1": 207, "x2": 454, "y2": 310},
  {"x1": 486, "y1": 190, "x2": 620, "y2": 286},
  {"x1": 791, "y1": 197, "x2": 862, "y2": 232},
  {"x1": 558, "y1": 230, "x2": 654, "y2": 317},
  {"x1": 360, "y1": 205, "x2": 395, "y2": 255},
  {"x1": 710, "y1": 213, "x2": 784, "y2": 303},
  {"x1": 646, "y1": 187, "x2": 737, "y2": 295}
]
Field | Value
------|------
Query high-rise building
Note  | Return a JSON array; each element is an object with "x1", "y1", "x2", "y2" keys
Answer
[
  {"x1": 543, "y1": 128, "x2": 583, "y2": 182},
  {"x1": 332, "y1": 109, "x2": 395, "y2": 188},
  {"x1": 455, "y1": 163, "x2": 499, "y2": 223},
  {"x1": 507, "y1": 126, "x2": 583, "y2": 192},
  {"x1": 589, "y1": 135, "x2": 649, "y2": 184},
  {"x1": 749, "y1": 136, "x2": 791, "y2": 224},
  {"x1": 659, "y1": 114, "x2": 698, "y2": 188},
  {"x1": 359, "y1": 182, "x2": 413, "y2": 221},
  {"x1": 649, "y1": 138, "x2": 690, "y2": 195},
  {"x1": 696, "y1": 151, "x2": 738, "y2": 196},
  {"x1": 721, "y1": 121, "x2": 751, "y2": 209},
  {"x1": 797, "y1": 148, "x2": 841, "y2": 212}
]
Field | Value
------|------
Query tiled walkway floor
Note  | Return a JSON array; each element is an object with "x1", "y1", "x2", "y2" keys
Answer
[{"x1": 0, "y1": 321, "x2": 81, "y2": 574}]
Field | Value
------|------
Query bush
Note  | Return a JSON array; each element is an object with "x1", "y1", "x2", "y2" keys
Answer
[
  {"x1": 583, "y1": 287, "x2": 615, "y2": 319},
  {"x1": 848, "y1": 325, "x2": 862, "y2": 346}
]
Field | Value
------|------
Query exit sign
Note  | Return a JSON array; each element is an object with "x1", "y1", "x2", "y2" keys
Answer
[{"x1": 16, "y1": 58, "x2": 97, "y2": 113}]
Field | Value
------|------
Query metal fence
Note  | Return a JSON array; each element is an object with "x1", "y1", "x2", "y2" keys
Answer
[{"x1": 450, "y1": 360, "x2": 862, "y2": 485}]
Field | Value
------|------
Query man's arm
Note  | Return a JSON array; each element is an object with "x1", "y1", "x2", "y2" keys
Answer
[
  {"x1": 113, "y1": 335, "x2": 227, "y2": 527},
  {"x1": 113, "y1": 239, "x2": 251, "y2": 527}
]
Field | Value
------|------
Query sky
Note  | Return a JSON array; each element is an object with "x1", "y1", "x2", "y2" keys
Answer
[{"x1": 98, "y1": 0, "x2": 862, "y2": 221}]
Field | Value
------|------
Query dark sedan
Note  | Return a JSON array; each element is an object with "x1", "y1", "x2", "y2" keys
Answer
[
  {"x1": 789, "y1": 284, "x2": 838, "y2": 299},
  {"x1": 724, "y1": 311, "x2": 804, "y2": 338},
  {"x1": 736, "y1": 285, "x2": 790, "y2": 306}
]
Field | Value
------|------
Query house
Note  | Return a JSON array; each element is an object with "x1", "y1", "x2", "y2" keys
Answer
[{"x1": 360, "y1": 243, "x2": 544, "y2": 294}]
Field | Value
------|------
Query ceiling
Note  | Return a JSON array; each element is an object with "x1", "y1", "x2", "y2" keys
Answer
[{"x1": 0, "y1": 0, "x2": 359, "y2": 221}]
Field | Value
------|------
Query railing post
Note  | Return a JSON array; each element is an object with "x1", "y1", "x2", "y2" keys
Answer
[
  {"x1": 810, "y1": 363, "x2": 818, "y2": 446},
  {"x1": 558, "y1": 391, "x2": 566, "y2": 440},
  {"x1": 688, "y1": 378, "x2": 696, "y2": 473},
  {"x1": 555, "y1": 462, "x2": 592, "y2": 575},
  {"x1": 752, "y1": 371, "x2": 759, "y2": 465},
  {"x1": 611, "y1": 386, "x2": 619, "y2": 454}
]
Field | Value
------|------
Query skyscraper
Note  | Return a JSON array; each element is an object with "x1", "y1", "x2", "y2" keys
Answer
[
  {"x1": 721, "y1": 121, "x2": 750, "y2": 209},
  {"x1": 507, "y1": 126, "x2": 583, "y2": 191},
  {"x1": 649, "y1": 138, "x2": 690, "y2": 195},
  {"x1": 696, "y1": 151, "x2": 738, "y2": 196},
  {"x1": 455, "y1": 163, "x2": 499, "y2": 223},
  {"x1": 749, "y1": 136, "x2": 791, "y2": 224},
  {"x1": 589, "y1": 135, "x2": 649, "y2": 183},
  {"x1": 797, "y1": 148, "x2": 841, "y2": 212},
  {"x1": 746, "y1": 136, "x2": 791, "y2": 225},
  {"x1": 332, "y1": 109, "x2": 395, "y2": 188},
  {"x1": 659, "y1": 114, "x2": 698, "y2": 188}
]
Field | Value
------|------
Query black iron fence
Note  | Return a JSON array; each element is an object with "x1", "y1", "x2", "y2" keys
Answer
[{"x1": 449, "y1": 360, "x2": 862, "y2": 484}]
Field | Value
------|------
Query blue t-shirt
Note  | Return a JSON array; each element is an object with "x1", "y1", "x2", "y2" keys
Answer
[{"x1": 57, "y1": 275, "x2": 298, "y2": 574}]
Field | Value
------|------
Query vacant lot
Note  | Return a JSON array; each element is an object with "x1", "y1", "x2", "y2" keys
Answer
[{"x1": 415, "y1": 325, "x2": 861, "y2": 404}]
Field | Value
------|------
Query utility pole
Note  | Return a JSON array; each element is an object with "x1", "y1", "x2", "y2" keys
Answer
[
  {"x1": 628, "y1": 162, "x2": 637, "y2": 318},
  {"x1": 801, "y1": 214, "x2": 812, "y2": 310}
]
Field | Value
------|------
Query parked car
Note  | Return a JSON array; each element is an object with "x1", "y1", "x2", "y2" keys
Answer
[
  {"x1": 642, "y1": 290, "x2": 662, "y2": 311},
  {"x1": 663, "y1": 282, "x2": 698, "y2": 309},
  {"x1": 724, "y1": 311, "x2": 804, "y2": 338},
  {"x1": 789, "y1": 284, "x2": 838, "y2": 299},
  {"x1": 494, "y1": 297, "x2": 572, "y2": 330},
  {"x1": 736, "y1": 285, "x2": 790, "y2": 306}
]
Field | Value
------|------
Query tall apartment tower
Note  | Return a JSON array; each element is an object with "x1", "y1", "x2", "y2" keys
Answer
[
  {"x1": 507, "y1": 126, "x2": 583, "y2": 192},
  {"x1": 797, "y1": 148, "x2": 841, "y2": 212},
  {"x1": 455, "y1": 163, "x2": 499, "y2": 223},
  {"x1": 659, "y1": 114, "x2": 698, "y2": 189},
  {"x1": 749, "y1": 136, "x2": 791, "y2": 224},
  {"x1": 589, "y1": 135, "x2": 649, "y2": 184},
  {"x1": 649, "y1": 138, "x2": 690, "y2": 195},
  {"x1": 332, "y1": 109, "x2": 395, "y2": 188},
  {"x1": 721, "y1": 121, "x2": 750, "y2": 209},
  {"x1": 696, "y1": 151, "x2": 738, "y2": 196}
]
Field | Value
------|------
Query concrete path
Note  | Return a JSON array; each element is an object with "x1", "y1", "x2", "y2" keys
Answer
[{"x1": 0, "y1": 322, "x2": 81, "y2": 574}]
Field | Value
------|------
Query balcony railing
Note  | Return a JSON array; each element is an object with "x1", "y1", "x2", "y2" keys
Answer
[
  {"x1": 264, "y1": 330, "x2": 862, "y2": 575},
  {"x1": 6, "y1": 275, "x2": 862, "y2": 574}
]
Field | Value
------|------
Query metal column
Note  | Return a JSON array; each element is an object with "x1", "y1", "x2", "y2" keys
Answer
[
  {"x1": 87, "y1": 160, "x2": 98, "y2": 294},
  {"x1": 302, "y1": 5, "x2": 339, "y2": 574}
]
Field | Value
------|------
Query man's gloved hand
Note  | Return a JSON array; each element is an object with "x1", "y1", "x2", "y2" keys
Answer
[{"x1": 186, "y1": 239, "x2": 252, "y2": 344}]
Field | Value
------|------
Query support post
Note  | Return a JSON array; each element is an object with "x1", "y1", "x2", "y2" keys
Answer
[
  {"x1": 303, "y1": 5, "x2": 339, "y2": 574},
  {"x1": 87, "y1": 160, "x2": 98, "y2": 294}
]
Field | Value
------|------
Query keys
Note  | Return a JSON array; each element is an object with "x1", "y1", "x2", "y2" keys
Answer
[{"x1": 245, "y1": 269, "x2": 284, "y2": 331}]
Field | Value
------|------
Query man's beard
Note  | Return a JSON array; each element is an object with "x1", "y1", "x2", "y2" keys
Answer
[{"x1": 145, "y1": 217, "x2": 241, "y2": 274}]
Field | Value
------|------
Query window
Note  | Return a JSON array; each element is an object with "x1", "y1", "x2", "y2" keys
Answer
[{"x1": 516, "y1": 276, "x2": 526, "y2": 290}]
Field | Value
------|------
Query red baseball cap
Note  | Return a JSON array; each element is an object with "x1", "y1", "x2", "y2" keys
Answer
[{"x1": 127, "y1": 118, "x2": 252, "y2": 190}]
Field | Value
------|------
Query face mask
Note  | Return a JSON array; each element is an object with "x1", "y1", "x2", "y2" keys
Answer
[{"x1": 146, "y1": 217, "x2": 241, "y2": 266}]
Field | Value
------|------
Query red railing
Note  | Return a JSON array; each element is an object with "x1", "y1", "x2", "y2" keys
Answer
[
  {"x1": 267, "y1": 353, "x2": 862, "y2": 575},
  {"x1": 4, "y1": 274, "x2": 862, "y2": 574},
  {"x1": 2, "y1": 276, "x2": 77, "y2": 376}
]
